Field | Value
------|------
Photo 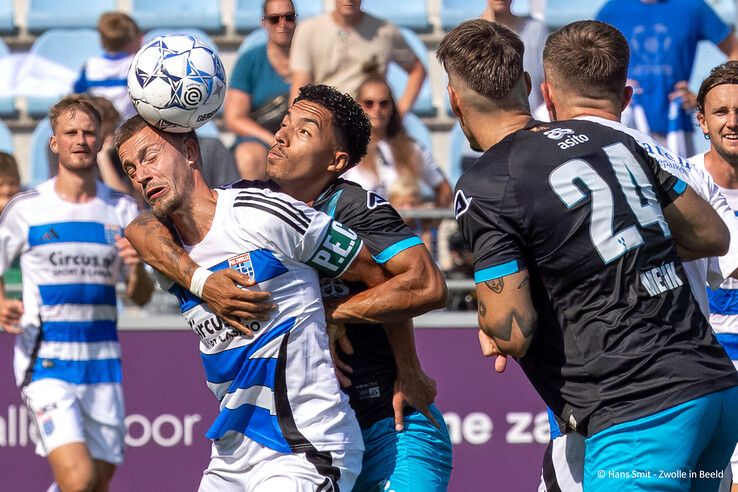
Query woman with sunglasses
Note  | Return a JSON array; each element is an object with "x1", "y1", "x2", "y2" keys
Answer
[
  {"x1": 344, "y1": 77, "x2": 453, "y2": 208},
  {"x1": 224, "y1": 0, "x2": 297, "y2": 179}
]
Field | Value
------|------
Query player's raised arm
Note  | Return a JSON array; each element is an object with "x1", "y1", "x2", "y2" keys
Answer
[{"x1": 124, "y1": 211, "x2": 276, "y2": 334}]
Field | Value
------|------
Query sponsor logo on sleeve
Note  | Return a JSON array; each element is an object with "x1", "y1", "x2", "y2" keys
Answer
[
  {"x1": 307, "y1": 221, "x2": 361, "y2": 275},
  {"x1": 367, "y1": 192, "x2": 389, "y2": 210},
  {"x1": 454, "y1": 190, "x2": 472, "y2": 219}
]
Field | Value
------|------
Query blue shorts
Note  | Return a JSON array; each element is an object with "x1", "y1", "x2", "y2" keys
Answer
[
  {"x1": 584, "y1": 386, "x2": 738, "y2": 491},
  {"x1": 352, "y1": 404, "x2": 453, "y2": 492}
]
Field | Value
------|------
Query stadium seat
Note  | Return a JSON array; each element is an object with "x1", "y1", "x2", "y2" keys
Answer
[
  {"x1": 132, "y1": 0, "x2": 222, "y2": 33},
  {"x1": 0, "y1": 0, "x2": 14, "y2": 34},
  {"x1": 29, "y1": 118, "x2": 52, "y2": 187},
  {"x1": 195, "y1": 121, "x2": 220, "y2": 139},
  {"x1": 402, "y1": 112, "x2": 431, "y2": 150},
  {"x1": 362, "y1": 0, "x2": 430, "y2": 31},
  {"x1": 0, "y1": 120, "x2": 13, "y2": 154},
  {"x1": 22, "y1": 29, "x2": 102, "y2": 118},
  {"x1": 387, "y1": 28, "x2": 435, "y2": 116},
  {"x1": 0, "y1": 37, "x2": 15, "y2": 116},
  {"x1": 144, "y1": 28, "x2": 219, "y2": 53},
  {"x1": 237, "y1": 28, "x2": 268, "y2": 56},
  {"x1": 448, "y1": 122, "x2": 481, "y2": 186},
  {"x1": 234, "y1": 0, "x2": 323, "y2": 32},
  {"x1": 544, "y1": 0, "x2": 608, "y2": 29},
  {"x1": 26, "y1": 0, "x2": 114, "y2": 33},
  {"x1": 440, "y1": 0, "x2": 486, "y2": 30}
]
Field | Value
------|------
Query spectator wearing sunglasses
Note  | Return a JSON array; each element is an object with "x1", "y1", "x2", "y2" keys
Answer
[
  {"x1": 224, "y1": 0, "x2": 296, "y2": 179},
  {"x1": 344, "y1": 77, "x2": 452, "y2": 207},
  {"x1": 288, "y1": 0, "x2": 426, "y2": 117}
]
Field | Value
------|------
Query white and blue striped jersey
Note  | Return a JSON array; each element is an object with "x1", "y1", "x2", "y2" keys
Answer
[
  {"x1": 73, "y1": 53, "x2": 136, "y2": 120},
  {"x1": 160, "y1": 187, "x2": 364, "y2": 455},
  {"x1": 0, "y1": 179, "x2": 138, "y2": 387},
  {"x1": 692, "y1": 151, "x2": 738, "y2": 361}
]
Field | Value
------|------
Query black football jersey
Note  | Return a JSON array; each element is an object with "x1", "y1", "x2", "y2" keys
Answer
[
  {"x1": 314, "y1": 179, "x2": 425, "y2": 428},
  {"x1": 455, "y1": 119, "x2": 738, "y2": 436}
]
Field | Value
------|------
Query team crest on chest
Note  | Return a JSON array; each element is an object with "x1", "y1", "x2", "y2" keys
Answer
[{"x1": 228, "y1": 252, "x2": 255, "y2": 279}]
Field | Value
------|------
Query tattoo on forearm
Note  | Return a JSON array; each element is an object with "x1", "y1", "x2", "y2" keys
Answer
[
  {"x1": 517, "y1": 276, "x2": 529, "y2": 290},
  {"x1": 485, "y1": 278, "x2": 504, "y2": 294}
]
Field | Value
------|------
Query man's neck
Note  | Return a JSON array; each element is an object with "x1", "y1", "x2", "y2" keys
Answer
[
  {"x1": 704, "y1": 148, "x2": 738, "y2": 189},
  {"x1": 472, "y1": 111, "x2": 532, "y2": 151},
  {"x1": 171, "y1": 185, "x2": 219, "y2": 246},
  {"x1": 331, "y1": 9, "x2": 363, "y2": 28},
  {"x1": 480, "y1": 8, "x2": 516, "y2": 27},
  {"x1": 280, "y1": 176, "x2": 335, "y2": 207},
  {"x1": 54, "y1": 167, "x2": 97, "y2": 203}
]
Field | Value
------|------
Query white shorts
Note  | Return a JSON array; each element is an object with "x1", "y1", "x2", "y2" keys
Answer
[
  {"x1": 21, "y1": 378, "x2": 125, "y2": 465},
  {"x1": 199, "y1": 431, "x2": 363, "y2": 491}
]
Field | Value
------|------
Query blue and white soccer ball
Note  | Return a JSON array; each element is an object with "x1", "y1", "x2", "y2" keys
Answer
[{"x1": 127, "y1": 34, "x2": 226, "y2": 133}]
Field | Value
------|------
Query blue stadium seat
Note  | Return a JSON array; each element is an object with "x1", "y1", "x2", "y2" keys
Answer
[
  {"x1": 0, "y1": 119, "x2": 13, "y2": 154},
  {"x1": 448, "y1": 122, "x2": 481, "y2": 186},
  {"x1": 132, "y1": 0, "x2": 222, "y2": 32},
  {"x1": 0, "y1": 37, "x2": 15, "y2": 116},
  {"x1": 362, "y1": 0, "x2": 430, "y2": 31},
  {"x1": 195, "y1": 120, "x2": 219, "y2": 139},
  {"x1": 235, "y1": 0, "x2": 323, "y2": 32},
  {"x1": 24, "y1": 29, "x2": 102, "y2": 117},
  {"x1": 237, "y1": 28, "x2": 268, "y2": 56},
  {"x1": 29, "y1": 118, "x2": 52, "y2": 187},
  {"x1": 144, "y1": 28, "x2": 219, "y2": 53},
  {"x1": 26, "y1": 0, "x2": 113, "y2": 33},
  {"x1": 0, "y1": 0, "x2": 14, "y2": 34},
  {"x1": 387, "y1": 28, "x2": 435, "y2": 116},
  {"x1": 544, "y1": 0, "x2": 607, "y2": 29},
  {"x1": 689, "y1": 41, "x2": 727, "y2": 94},
  {"x1": 441, "y1": 0, "x2": 486, "y2": 30},
  {"x1": 402, "y1": 112, "x2": 431, "y2": 150}
]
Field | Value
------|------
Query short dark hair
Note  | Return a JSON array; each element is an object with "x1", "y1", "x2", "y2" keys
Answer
[
  {"x1": 49, "y1": 95, "x2": 102, "y2": 133},
  {"x1": 543, "y1": 20, "x2": 630, "y2": 99},
  {"x1": 113, "y1": 114, "x2": 196, "y2": 153},
  {"x1": 293, "y1": 84, "x2": 371, "y2": 168},
  {"x1": 436, "y1": 19, "x2": 524, "y2": 100},
  {"x1": 262, "y1": 0, "x2": 295, "y2": 15},
  {"x1": 98, "y1": 12, "x2": 140, "y2": 53},
  {"x1": 697, "y1": 61, "x2": 738, "y2": 113}
]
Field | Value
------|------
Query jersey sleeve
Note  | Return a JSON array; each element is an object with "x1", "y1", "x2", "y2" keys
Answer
[
  {"x1": 0, "y1": 198, "x2": 28, "y2": 275},
  {"x1": 705, "y1": 183, "x2": 738, "y2": 287},
  {"x1": 229, "y1": 48, "x2": 257, "y2": 94},
  {"x1": 233, "y1": 189, "x2": 364, "y2": 278},
  {"x1": 454, "y1": 173, "x2": 527, "y2": 283},
  {"x1": 698, "y1": 0, "x2": 731, "y2": 45},
  {"x1": 330, "y1": 185, "x2": 423, "y2": 264},
  {"x1": 635, "y1": 144, "x2": 685, "y2": 207}
]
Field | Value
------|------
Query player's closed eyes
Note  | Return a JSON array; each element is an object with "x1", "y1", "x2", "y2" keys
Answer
[
  {"x1": 264, "y1": 13, "x2": 297, "y2": 25},
  {"x1": 360, "y1": 99, "x2": 391, "y2": 109}
]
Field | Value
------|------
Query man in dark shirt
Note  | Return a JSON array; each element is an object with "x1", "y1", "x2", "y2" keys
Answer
[
  {"x1": 439, "y1": 19, "x2": 738, "y2": 489},
  {"x1": 122, "y1": 85, "x2": 453, "y2": 491}
]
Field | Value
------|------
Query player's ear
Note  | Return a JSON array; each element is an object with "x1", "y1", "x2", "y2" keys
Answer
[
  {"x1": 184, "y1": 136, "x2": 199, "y2": 165},
  {"x1": 524, "y1": 72, "x2": 532, "y2": 97},
  {"x1": 541, "y1": 81, "x2": 557, "y2": 122},
  {"x1": 49, "y1": 135, "x2": 58, "y2": 155},
  {"x1": 697, "y1": 110, "x2": 708, "y2": 136},
  {"x1": 329, "y1": 151, "x2": 349, "y2": 174},
  {"x1": 448, "y1": 85, "x2": 463, "y2": 121},
  {"x1": 622, "y1": 85, "x2": 633, "y2": 112}
]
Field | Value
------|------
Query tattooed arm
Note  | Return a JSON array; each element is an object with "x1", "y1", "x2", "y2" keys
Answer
[{"x1": 475, "y1": 270, "x2": 537, "y2": 358}]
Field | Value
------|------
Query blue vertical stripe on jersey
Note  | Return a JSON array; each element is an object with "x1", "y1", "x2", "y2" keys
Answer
[
  {"x1": 206, "y1": 401, "x2": 291, "y2": 453},
  {"x1": 715, "y1": 333, "x2": 738, "y2": 360},
  {"x1": 322, "y1": 190, "x2": 344, "y2": 218},
  {"x1": 474, "y1": 260, "x2": 520, "y2": 283},
  {"x1": 706, "y1": 286, "x2": 738, "y2": 315},
  {"x1": 39, "y1": 283, "x2": 117, "y2": 306},
  {"x1": 201, "y1": 318, "x2": 296, "y2": 384},
  {"x1": 373, "y1": 236, "x2": 424, "y2": 264},
  {"x1": 547, "y1": 407, "x2": 563, "y2": 439},
  {"x1": 42, "y1": 320, "x2": 118, "y2": 343},
  {"x1": 31, "y1": 358, "x2": 121, "y2": 384},
  {"x1": 672, "y1": 179, "x2": 687, "y2": 195},
  {"x1": 28, "y1": 221, "x2": 120, "y2": 246}
]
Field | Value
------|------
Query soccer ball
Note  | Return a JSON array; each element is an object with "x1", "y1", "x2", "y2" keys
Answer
[{"x1": 127, "y1": 34, "x2": 226, "y2": 133}]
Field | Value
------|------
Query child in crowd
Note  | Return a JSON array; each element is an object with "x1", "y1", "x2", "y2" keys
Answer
[{"x1": 74, "y1": 12, "x2": 141, "y2": 120}]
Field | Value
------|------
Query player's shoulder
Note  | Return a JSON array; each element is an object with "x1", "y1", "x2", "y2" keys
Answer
[
  {"x1": 0, "y1": 188, "x2": 41, "y2": 224},
  {"x1": 317, "y1": 178, "x2": 395, "y2": 219},
  {"x1": 228, "y1": 186, "x2": 312, "y2": 235}
]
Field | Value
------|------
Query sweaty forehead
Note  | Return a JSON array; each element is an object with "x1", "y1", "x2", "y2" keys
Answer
[{"x1": 120, "y1": 126, "x2": 162, "y2": 156}]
